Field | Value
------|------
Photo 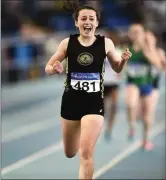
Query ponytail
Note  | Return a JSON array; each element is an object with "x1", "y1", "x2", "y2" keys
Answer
[
  {"x1": 62, "y1": 0, "x2": 81, "y2": 13},
  {"x1": 62, "y1": 0, "x2": 100, "y2": 21}
]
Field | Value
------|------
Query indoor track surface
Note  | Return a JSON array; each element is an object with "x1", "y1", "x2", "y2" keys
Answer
[{"x1": 2, "y1": 75, "x2": 165, "y2": 179}]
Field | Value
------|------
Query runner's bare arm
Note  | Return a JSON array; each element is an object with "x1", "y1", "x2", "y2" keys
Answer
[
  {"x1": 105, "y1": 38, "x2": 132, "y2": 73},
  {"x1": 158, "y1": 48, "x2": 166, "y2": 70},
  {"x1": 45, "y1": 38, "x2": 69, "y2": 75},
  {"x1": 143, "y1": 47, "x2": 163, "y2": 70}
]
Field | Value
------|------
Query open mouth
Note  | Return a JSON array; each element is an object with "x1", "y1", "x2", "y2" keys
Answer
[{"x1": 84, "y1": 27, "x2": 92, "y2": 33}]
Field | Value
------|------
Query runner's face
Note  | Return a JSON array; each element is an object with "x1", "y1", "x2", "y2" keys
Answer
[
  {"x1": 75, "y1": 9, "x2": 98, "y2": 37},
  {"x1": 129, "y1": 25, "x2": 145, "y2": 43}
]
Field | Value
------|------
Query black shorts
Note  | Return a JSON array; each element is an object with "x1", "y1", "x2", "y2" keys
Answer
[
  {"x1": 104, "y1": 84, "x2": 119, "y2": 97},
  {"x1": 152, "y1": 76, "x2": 160, "y2": 89},
  {"x1": 61, "y1": 89, "x2": 104, "y2": 120}
]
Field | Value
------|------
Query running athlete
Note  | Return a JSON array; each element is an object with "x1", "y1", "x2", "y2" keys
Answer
[
  {"x1": 145, "y1": 30, "x2": 166, "y2": 122},
  {"x1": 104, "y1": 32, "x2": 123, "y2": 140},
  {"x1": 126, "y1": 23, "x2": 162, "y2": 150},
  {"x1": 104, "y1": 56, "x2": 122, "y2": 140},
  {"x1": 45, "y1": 1, "x2": 132, "y2": 179},
  {"x1": 137, "y1": 30, "x2": 166, "y2": 122}
]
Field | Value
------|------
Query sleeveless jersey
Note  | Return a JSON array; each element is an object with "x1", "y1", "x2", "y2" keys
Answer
[
  {"x1": 64, "y1": 34, "x2": 106, "y2": 97},
  {"x1": 127, "y1": 46, "x2": 153, "y2": 86}
]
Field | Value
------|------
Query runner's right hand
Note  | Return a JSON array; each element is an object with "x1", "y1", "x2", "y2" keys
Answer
[{"x1": 52, "y1": 61, "x2": 64, "y2": 74}]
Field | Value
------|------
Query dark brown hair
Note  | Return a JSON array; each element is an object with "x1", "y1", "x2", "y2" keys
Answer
[{"x1": 62, "y1": 0, "x2": 100, "y2": 21}]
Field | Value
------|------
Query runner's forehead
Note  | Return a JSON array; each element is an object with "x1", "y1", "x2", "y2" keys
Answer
[
  {"x1": 129, "y1": 25, "x2": 144, "y2": 32},
  {"x1": 78, "y1": 9, "x2": 97, "y2": 18}
]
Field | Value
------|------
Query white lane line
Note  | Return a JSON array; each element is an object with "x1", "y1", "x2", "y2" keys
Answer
[
  {"x1": 93, "y1": 122, "x2": 165, "y2": 179},
  {"x1": 2, "y1": 117, "x2": 61, "y2": 143},
  {"x1": 2, "y1": 121, "x2": 165, "y2": 177},
  {"x1": 1, "y1": 140, "x2": 63, "y2": 175}
]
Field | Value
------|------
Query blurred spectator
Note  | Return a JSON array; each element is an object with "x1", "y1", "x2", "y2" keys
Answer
[
  {"x1": 2, "y1": 0, "x2": 22, "y2": 36},
  {"x1": 6, "y1": 23, "x2": 42, "y2": 83}
]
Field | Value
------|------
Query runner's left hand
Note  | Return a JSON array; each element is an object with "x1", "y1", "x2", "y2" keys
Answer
[{"x1": 121, "y1": 48, "x2": 132, "y2": 62}]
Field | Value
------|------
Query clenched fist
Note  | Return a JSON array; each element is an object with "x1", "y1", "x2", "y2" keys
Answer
[
  {"x1": 52, "y1": 61, "x2": 64, "y2": 74},
  {"x1": 121, "y1": 48, "x2": 132, "y2": 62}
]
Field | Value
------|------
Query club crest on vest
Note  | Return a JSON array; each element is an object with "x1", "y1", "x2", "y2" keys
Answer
[{"x1": 77, "y1": 52, "x2": 93, "y2": 66}]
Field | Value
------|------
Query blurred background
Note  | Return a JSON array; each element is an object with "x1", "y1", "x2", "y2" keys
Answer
[
  {"x1": 1, "y1": 0, "x2": 166, "y2": 85},
  {"x1": 1, "y1": 0, "x2": 166, "y2": 179}
]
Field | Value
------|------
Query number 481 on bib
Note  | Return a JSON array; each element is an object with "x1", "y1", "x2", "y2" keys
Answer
[{"x1": 71, "y1": 80, "x2": 100, "y2": 92}]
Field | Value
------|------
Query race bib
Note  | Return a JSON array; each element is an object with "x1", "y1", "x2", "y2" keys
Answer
[
  {"x1": 127, "y1": 64, "x2": 149, "y2": 77},
  {"x1": 71, "y1": 72, "x2": 100, "y2": 93}
]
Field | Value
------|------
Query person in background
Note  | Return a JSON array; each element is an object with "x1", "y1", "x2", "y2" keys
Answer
[
  {"x1": 7, "y1": 22, "x2": 41, "y2": 82},
  {"x1": 126, "y1": 23, "x2": 163, "y2": 150},
  {"x1": 142, "y1": 30, "x2": 165, "y2": 123},
  {"x1": 104, "y1": 29, "x2": 124, "y2": 140}
]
